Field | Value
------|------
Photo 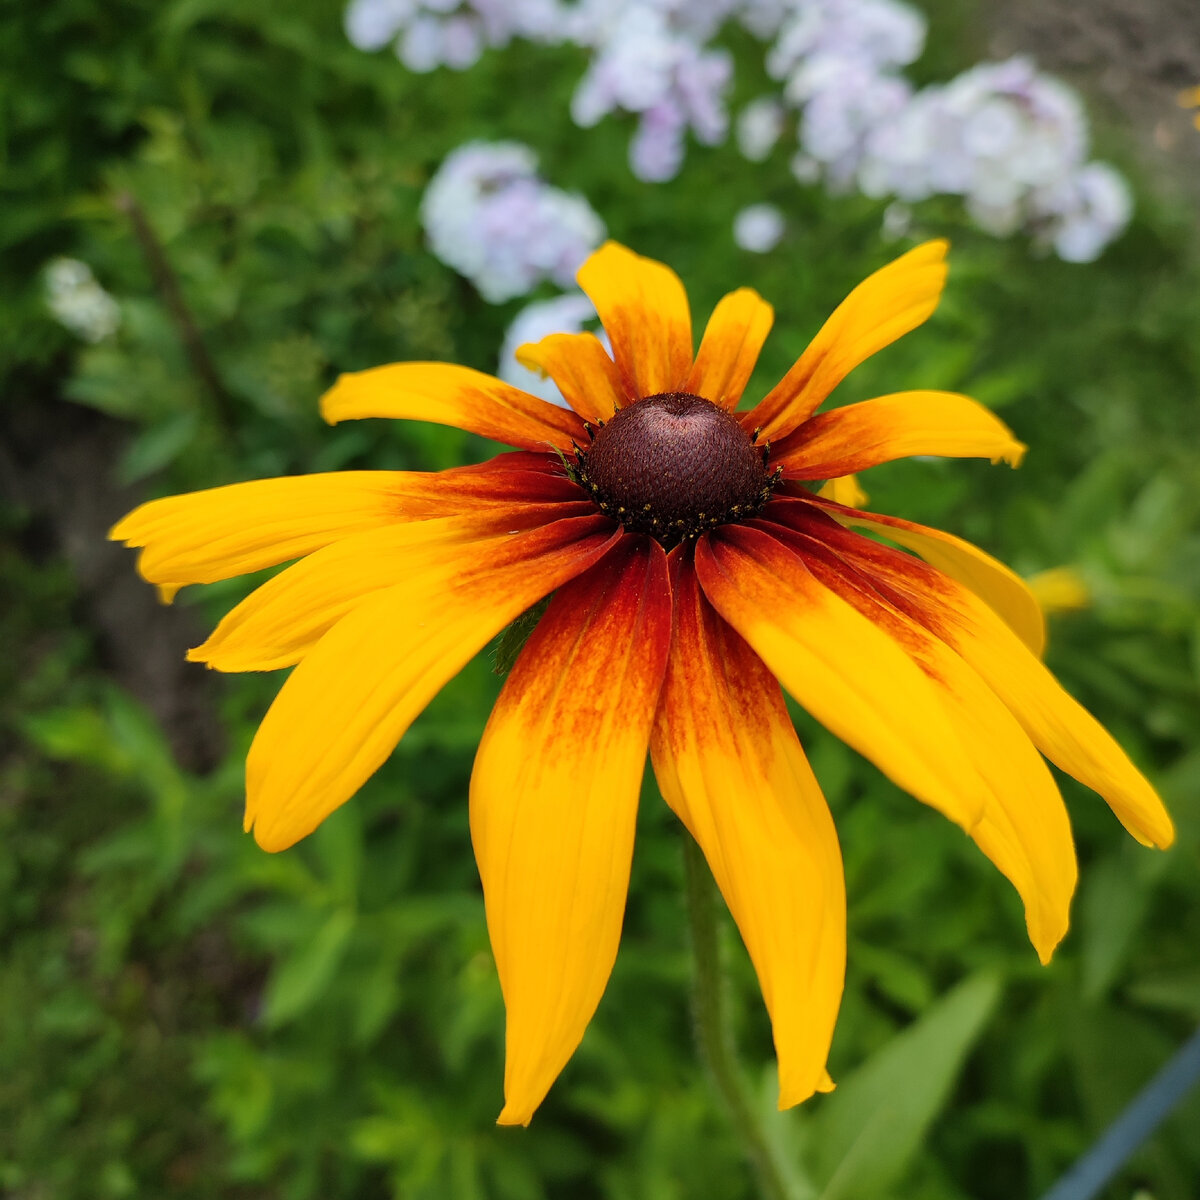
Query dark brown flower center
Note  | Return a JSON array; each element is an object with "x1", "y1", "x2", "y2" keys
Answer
[{"x1": 574, "y1": 392, "x2": 777, "y2": 548}]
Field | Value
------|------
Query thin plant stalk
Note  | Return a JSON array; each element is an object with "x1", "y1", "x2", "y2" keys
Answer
[
  {"x1": 683, "y1": 834, "x2": 794, "y2": 1200},
  {"x1": 116, "y1": 189, "x2": 236, "y2": 429}
]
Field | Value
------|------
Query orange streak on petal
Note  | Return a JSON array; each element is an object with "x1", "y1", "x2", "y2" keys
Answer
[
  {"x1": 684, "y1": 287, "x2": 775, "y2": 410},
  {"x1": 773, "y1": 391, "x2": 1025, "y2": 477},
  {"x1": 516, "y1": 331, "x2": 632, "y2": 423},
  {"x1": 320, "y1": 361, "x2": 587, "y2": 452},
  {"x1": 577, "y1": 242, "x2": 694, "y2": 398},
  {"x1": 110, "y1": 471, "x2": 427, "y2": 591},
  {"x1": 802, "y1": 493, "x2": 1047, "y2": 657},
  {"x1": 109, "y1": 453, "x2": 580, "y2": 597},
  {"x1": 243, "y1": 516, "x2": 620, "y2": 853},
  {"x1": 761, "y1": 519, "x2": 1076, "y2": 961},
  {"x1": 805, "y1": 521, "x2": 1175, "y2": 851},
  {"x1": 695, "y1": 523, "x2": 988, "y2": 831},
  {"x1": 192, "y1": 503, "x2": 600, "y2": 672},
  {"x1": 470, "y1": 536, "x2": 672, "y2": 1125},
  {"x1": 742, "y1": 240, "x2": 949, "y2": 443},
  {"x1": 651, "y1": 556, "x2": 844, "y2": 1106}
]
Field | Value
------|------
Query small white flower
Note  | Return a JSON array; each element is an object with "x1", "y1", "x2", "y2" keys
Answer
[
  {"x1": 733, "y1": 203, "x2": 786, "y2": 253},
  {"x1": 497, "y1": 292, "x2": 605, "y2": 406},
  {"x1": 736, "y1": 96, "x2": 786, "y2": 161},
  {"x1": 44, "y1": 258, "x2": 121, "y2": 343}
]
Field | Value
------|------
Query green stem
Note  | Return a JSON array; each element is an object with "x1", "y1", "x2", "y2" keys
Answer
[
  {"x1": 683, "y1": 835, "x2": 794, "y2": 1200},
  {"x1": 115, "y1": 189, "x2": 236, "y2": 431}
]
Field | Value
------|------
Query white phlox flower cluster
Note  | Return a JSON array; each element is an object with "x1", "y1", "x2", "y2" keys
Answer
[
  {"x1": 857, "y1": 57, "x2": 1132, "y2": 261},
  {"x1": 420, "y1": 141, "x2": 605, "y2": 303},
  {"x1": 345, "y1": 0, "x2": 569, "y2": 72},
  {"x1": 760, "y1": 0, "x2": 924, "y2": 190},
  {"x1": 569, "y1": 4, "x2": 734, "y2": 182},
  {"x1": 44, "y1": 258, "x2": 121, "y2": 343},
  {"x1": 358, "y1": 0, "x2": 1134, "y2": 260},
  {"x1": 496, "y1": 291, "x2": 609, "y2": 405}
]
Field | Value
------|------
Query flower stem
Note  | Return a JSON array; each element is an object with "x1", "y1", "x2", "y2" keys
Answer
[{"x1": 682, "y1": 834, "x2": 794, "y2": 1200}]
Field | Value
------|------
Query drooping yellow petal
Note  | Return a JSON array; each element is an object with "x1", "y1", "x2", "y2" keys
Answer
[
  {"x1": 742, "y1": 240, "x2": 949, "y2": 443},
  {"x1": 945, "y1": 589, "x2": 1174, "y2": 850},
  {"x1": 772, "y1": 391, "x2": 1026, "y2": 477},
  {"x1": 576, "y1": 242, "x2": 693, "y2": 399},
  {"x1": 516, "y1": 331, "x2": 631, "y2": 424},
  {"x1": 683, "y1": 287, "x2": 775, "y2": 410},
  {"x1": 321, "y1": 362, "x2": 587, "y2": 451},
  {"x1": 470, "y1": 536, "x2": 673, "y2": 1126},
  {"x1": 650, "y1": 555, "x2": 844, "y2": 1106},
  {"x1": 243, "y1": 517, "x2": 620, "y2": 853},
  {"x1": 109, "y1": 454, "x2": 571, "y2": 595},
  {"x1": 819, "y1": 523, "x2": 1175, "y2": 850},
  {"x1": 805, "y1": 492, "x2": 1047, "y2": 656},
  {"x1": 695, "y1": 523, "x2": 988, "y2": 832},
  {"x1": 765, "y1": 518, "x2": 1075, "y2": 961},
  {"x1": 817, "y1": 475, "x2": 869, "y2": 508},
  {"x1": 192, "y1": 504, "x2": 598, "y2": 672}
]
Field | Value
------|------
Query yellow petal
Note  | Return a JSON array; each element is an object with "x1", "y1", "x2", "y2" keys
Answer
[
  {"x1": 321, "y1": 362, "x2": 587, "y2": 452},
  {"x1": 243, "y1": 517, "x2": 620, "y2": 852},
  {"x1": 770, "y1": 519, "x2": 1075, "y2": 961},
  {"x1": 695, "y1": 523, "x2": 988, "y2": 832},
  {"x1": 471, "y1": 536, "x2": 672, "y2": 1125},
  {"x1": 816, "y1": 475, "x2": 868, "y2": 508},
  {"x1": 192, "y1": 504, "x2": 597, "y2": 672},
  {"x1": 807, "y1": 492, "x2": 1046, "y2": 656},
  {"x1": 110, "y1": 472, "x2": 417, "y2": 593},
  {"x1": 1177, "y1": 85, "x2": 1200, "y2": 108},
  {"x1": 819, "y1": 523, "x2": 1175, "y2": 850},
  {"x1": 773, "y1": 391, "x2": 1026, "y2": 476},
  {"x1": 650, "y1": 556, "x2": 844, "y2": 1106},
  {"x1": 576, "y1": 242, "x2": 693, "y2": 399},
  {"x1": 743, "y1": 240, "x2": 949, "y2": 443},
  {"x1": 109, "y1": 454, "x2": 569, "y2": 595},
  {"x1": 516, "y1": 331, "x2": 631, "y2": 424},
  {"x1": 1027, "y1": 567, "x2": 1090, "y2": 615},
  {"x1": 946, "y1": 589, "x2": 1174, "y2": 850},
  {"x1": 683, "y1": 287, "x2": 775, "y2": 410}
]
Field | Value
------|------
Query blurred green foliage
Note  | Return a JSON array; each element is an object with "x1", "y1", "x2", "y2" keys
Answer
[{"x1": 2, "y1": 1, "x2": 1199, "y2": 1198}]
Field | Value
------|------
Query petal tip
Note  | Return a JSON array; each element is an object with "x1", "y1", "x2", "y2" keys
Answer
[
  {"x1": 250, "y1": 818, "x2": 293, "y2": 854},
  {"x1": 776, "y1": 1068, "x2": 836, "y2": 1110},
  {"x1": 318, "y1": 376, "x2": 348, "y2": 425},
  {"x1": 108, "y1": 515, "x2": 133, "y2": 542},
  {"x1": 1001, "y1": 441, "x2": 1028, "y2": 468},
  {"x1": 514, "y1": 340, "x2": 556, "y2": 378},
  {"x1": 496, "y1": 1103, "x2": 534, "y2": 1128}
]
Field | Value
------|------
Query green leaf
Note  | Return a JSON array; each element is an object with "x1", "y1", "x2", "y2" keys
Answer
[
  {"x1": 117, "y1": 409, "x2": 200, "y2": 483},
  {"x1": 812, "y1": 972, "x2": 1001, "y2": 1200},
  {"x1": 1079, "y1": 851, "x2": 1165, "y2": 1002},
  {"x1": 490, "y1": 596, "x2": 550, "y2": 676},
  {"x1": 261, "y1": 907, "x2": 356, "y2": 1029}
]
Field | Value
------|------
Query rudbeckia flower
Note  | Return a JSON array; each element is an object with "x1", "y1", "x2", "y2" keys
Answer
[{"x1": 111, "y1": 240, "x2": 1174, "y2": 1125}]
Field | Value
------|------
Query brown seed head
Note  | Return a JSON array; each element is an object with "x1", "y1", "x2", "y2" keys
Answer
[{"x1": 578, "y1": 392, "x2": 774, "y2": 547}]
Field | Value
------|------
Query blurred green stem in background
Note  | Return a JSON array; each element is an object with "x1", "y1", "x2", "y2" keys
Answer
[
  {"x1": 683, "y1": 833, "x2": 795, "y2": 1200},
  {"x1": 114, "y1": 189, "x2": 236, "y2": 431}
]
